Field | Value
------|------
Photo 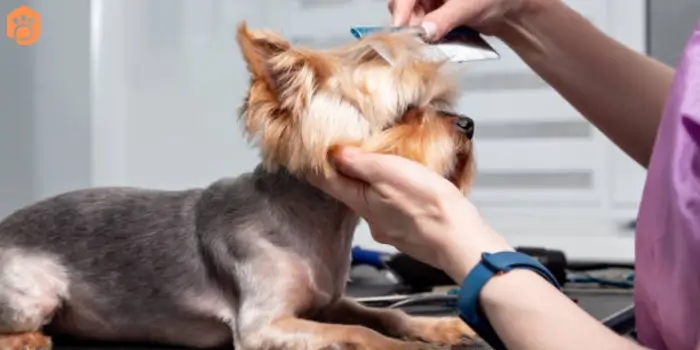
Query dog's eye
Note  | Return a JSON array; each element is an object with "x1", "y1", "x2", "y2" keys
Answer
[{"x1": 436, "y1": 108, "x2": 458, "y2": 117}]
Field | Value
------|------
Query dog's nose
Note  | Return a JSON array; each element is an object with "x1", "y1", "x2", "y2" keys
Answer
[{"x1": 454, "y1": 115, "x2": 475, "y2": 140}]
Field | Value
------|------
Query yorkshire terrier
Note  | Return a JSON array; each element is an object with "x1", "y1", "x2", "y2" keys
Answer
[{"x1": 0, "y1": 22, "x2": 480, "y2": 350}]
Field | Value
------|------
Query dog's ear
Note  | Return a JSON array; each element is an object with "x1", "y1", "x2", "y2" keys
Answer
[
  {"x1": 236, "y1": 22, "x2": 336, "y2": 175},
  {"x1": 236, "y1": 22, "x2": 328, "y2": 106},
  {"x1": 236, "y1": 22, "x2": 291, "y2": 93}
]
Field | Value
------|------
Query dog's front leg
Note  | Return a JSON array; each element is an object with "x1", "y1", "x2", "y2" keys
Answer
[
  {"x1": 318, "y1": 298, "x2": 479, "y2": 347},
  {"x1": 235, "y1": 314, "x2": 442, "y2": 350},
  {"x1": 0, "y1": 332, "x2": 52, "y2": 350}
]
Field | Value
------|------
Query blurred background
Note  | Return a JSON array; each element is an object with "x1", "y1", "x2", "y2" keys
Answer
[{"x1": 1, "y1": 0, "x2": 698, "y2": 264}]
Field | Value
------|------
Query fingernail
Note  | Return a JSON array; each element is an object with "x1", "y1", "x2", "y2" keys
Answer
[{"x1": 421, "y1": 22, "x2": 437, "y2": 41}]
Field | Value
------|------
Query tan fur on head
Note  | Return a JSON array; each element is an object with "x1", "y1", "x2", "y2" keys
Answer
[{"x1": 235, "y1": 22, "x2": 475, "y2": 194}]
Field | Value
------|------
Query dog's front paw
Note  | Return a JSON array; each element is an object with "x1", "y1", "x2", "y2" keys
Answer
[
  {"x1": 400, "y1": 316, "x2": 478, "y2": 347},
  {"x1": 319, "y1": 338, "x2": 449, "y2": 350},
  {"x1": 0, "y1": 332, "x2": 52, "y2": 350},
  {"x1": 318, "y1": 338, "x2": 450, "y2": 350}
]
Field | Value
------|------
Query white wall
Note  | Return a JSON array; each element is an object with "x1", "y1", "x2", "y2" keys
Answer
[
  {"x1": 90, "y1": 0, "x2": 269, "y2": 189},
  {"x1": 1, "y1": 0, "x2": 650, "y2": 262},
  {"x1": 31, "y1": 0, "x2": 93, "y2": 199},
  {"x1": 0, "y1": 0, "x2": 93, "y2": 218},
  {"x1": 0, "y1": 0, "x2": 35, "y2": 218}
]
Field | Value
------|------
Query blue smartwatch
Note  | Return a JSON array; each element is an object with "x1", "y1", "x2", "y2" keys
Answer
[{"x1": 456, "y1": 251, "x2": 562, "y2": 350}]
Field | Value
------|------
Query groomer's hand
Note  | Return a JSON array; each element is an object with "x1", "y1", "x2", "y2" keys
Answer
[
  {"x1": 388, "y1": 0, "x2": 549, "y2": 40},
  {"x1": 307, "y1": 147, "x2": 512, "y2": 282}
]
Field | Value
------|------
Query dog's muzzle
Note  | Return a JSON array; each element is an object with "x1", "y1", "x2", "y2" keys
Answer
[{"x1": 454, "y1": 115, "x2": 475, "y2": 140}]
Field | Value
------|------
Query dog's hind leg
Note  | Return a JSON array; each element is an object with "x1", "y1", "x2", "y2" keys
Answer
[{"x1": 0, "y1": 249, "x2": 69, "y2": 350}]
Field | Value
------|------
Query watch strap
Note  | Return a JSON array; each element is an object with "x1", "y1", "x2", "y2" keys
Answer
[{"x1": 456, "y1": 251, "x2": 562, "y2": 350}]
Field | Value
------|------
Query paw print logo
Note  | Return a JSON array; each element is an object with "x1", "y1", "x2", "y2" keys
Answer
[{"x1": 6, "y1": 5, "x2": 40, "y2": 46}]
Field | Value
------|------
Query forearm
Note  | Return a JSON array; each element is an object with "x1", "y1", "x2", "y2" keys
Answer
[
  {"x1": 477, "y1": 269, "x2": 644, "y2": 350},
  {"x1": 495, "y1": 0, "x2": 675, "y2": 168},
  {"x1": 445, "y1": 250, "x2": 644, "y2": 349},
  {"x1": 440, "y1": 221, "x2": 645, "y2": 350}
]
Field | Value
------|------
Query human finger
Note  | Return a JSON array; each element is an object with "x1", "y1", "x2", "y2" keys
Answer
[
  {"x1": 388, "y1": 0, "x2": 418, "y2": 26},
  {"x1": 330, "y1": 147, "x2": 408, "y2": 185},
  {"x1": 407, "y1": 5, "x2": 426, "y2": 25},
  {"x1": 331, "y1": 147, "x2": 448, "y2": 199},
  {"x1": 421, "y1": 0, "x2": 486, "y2": 40}
]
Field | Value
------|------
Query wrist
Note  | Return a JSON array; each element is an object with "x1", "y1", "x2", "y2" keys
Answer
[
  {"x1": 479, "y1": 268, "x2": 544, "y2": 306},
  {"x1": 436, "y1": 204, "x2": 513, "y2": 283},
  {"x1": 442, "y1": 235, "x2": 514, "y2": 284}
]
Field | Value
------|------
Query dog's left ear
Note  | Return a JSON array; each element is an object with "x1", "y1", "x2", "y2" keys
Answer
[
  {"x1": 236, "y1": 22, "x2": 291, "y2": 92},
  {"x1": 236, "y1": 22, "x2": 327, "y2": 107},
  {"x1": 236, "y1": 22, "x2": 335, "y2": 174}
]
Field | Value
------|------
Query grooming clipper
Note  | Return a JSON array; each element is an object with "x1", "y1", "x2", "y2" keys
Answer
[{"x1": 350, "y1": 25, "x2": 499, "y2": 65}]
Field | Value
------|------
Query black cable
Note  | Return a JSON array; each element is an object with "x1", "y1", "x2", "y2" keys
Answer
[
  {"x1": 566, "y1": 262, "x2": 635, "y2": 271},
  {"x1": 387, "y1": 294, "x2": 457, "y2": 309},
  {"x1": 601, "y1": 304, "x2": 636, "y2": 335}
]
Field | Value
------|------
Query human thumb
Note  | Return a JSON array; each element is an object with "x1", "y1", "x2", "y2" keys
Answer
[
  {"x1": 331, "y1": 147, "x2": 390, "y2": 184},
  {"x1": 421, "y1": 0, "x2": 484, "y2": 41}
]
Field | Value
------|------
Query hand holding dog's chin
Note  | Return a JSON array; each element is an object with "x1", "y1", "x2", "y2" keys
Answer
[{"x1": 307, "y1": 147, "x2": 513, "y2": 283}]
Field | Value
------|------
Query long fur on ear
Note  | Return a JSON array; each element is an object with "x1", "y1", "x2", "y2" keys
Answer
[
  {"x1": 236, "y1": 23, "x2": 292, "y2": 97},
  {"x1": 236, "y1": 22, "x2": 335, "y2": 175}
]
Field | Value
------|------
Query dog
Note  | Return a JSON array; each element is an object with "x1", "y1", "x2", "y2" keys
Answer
[{"x1": 0, "y1": 22, "x2": 480, "y2": 350}]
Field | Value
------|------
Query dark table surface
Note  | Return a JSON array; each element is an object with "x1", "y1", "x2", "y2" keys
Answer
[{"x1": 50, "y1": 267, "x2": 634, "y2": 350}]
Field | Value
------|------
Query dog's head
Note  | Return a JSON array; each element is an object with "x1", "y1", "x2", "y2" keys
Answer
[{"x1": 236, "y1": 22, "x2": 475, "y2": 194}]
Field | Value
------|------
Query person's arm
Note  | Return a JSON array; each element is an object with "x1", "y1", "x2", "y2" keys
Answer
[
  {"x1": 439, "y1": 223, "x2": 646, "y2": 350},
  {"x1": 495, "y1": 0, "x2": 675, "y2": 168}
]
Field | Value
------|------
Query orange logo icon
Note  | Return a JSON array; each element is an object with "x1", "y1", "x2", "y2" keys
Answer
[{"x1": 6, "y1": 5, "x2": 40, "y2": 46}]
